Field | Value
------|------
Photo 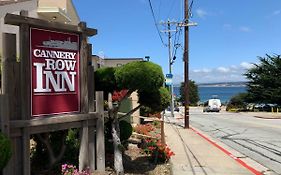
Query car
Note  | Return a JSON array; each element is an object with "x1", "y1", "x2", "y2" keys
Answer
[{"x1": 203, "y1": 98, "x2": 222, "y2": 112}]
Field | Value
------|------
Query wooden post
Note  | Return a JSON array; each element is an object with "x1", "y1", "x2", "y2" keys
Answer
[
  {"x1": 1, "y1": 33, "x2": 20, "y2": 121},
  {"x1": 0, "y1": 95, "x2": 9, "y2": 135},
  {"x1": 88, "y1": 44, "x2": 95, "y2": 112},
  {"x1": 19, "y1": 10, "x2": 31, "y2": 175},
  {"x1": 79, "y1": 120, "x2": 89, "y2": 171},
  {"x1": 87, "y1": 44, "x2": 96, "y2": 171},
  {"x1": 78, "y1": 22, "x2": 91, "y2": 171},
  {"x1": 161, "y1": 120, "x2": 165, "y2": 144},
  {"x1": 1, "y1": 33, "x2": 16, "y2": 135},
  {"x1": 88, "y1": 124, "x2": 96, "y2": 171},
  {"x1": 1, "y1": 32, "x2": 21, "y2": 175},
  {"x1": 79, "y1": 22, "x2": 89, "y2": 114},
  {"x1": 96, "y1": 91, "x2": 105, "y2": 171}
]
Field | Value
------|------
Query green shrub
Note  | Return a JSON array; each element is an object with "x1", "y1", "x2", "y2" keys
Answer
[
  {"x1": 119, "y1": 120, "x2": 133, "y2": 141},
  {"x1": 0, "y1": 132, "x2": 12, "y2": 170},
  {"x1": 30, "y1": 129, "x2": 80, "y2": 174},
  {"x1": 105, "y1": 120, "x2": 133, "y2": 153}
]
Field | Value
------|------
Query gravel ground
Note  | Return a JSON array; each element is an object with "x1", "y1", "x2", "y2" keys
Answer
[{"x1": 92, "y1": 144, "x2": 171, "y2": 175}]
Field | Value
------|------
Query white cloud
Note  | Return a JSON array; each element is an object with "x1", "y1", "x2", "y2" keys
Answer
[
  {"x1": 223, "y1": 24, "x2": 232, "y2": 30},
  {"x1": 173, "y1": 74, "x2": 184, "y2": 84},
  {"x1": 193, "y1": 68, "x2": 212, "y2": 73},
  {"x1": 217, "y1": 67, "x2": 230, "y2": 73},
  {"x1": 239, "y1": 26, "x2": 251, "y2": 32},
  {"x1": 273, "y1": 10, "x2": 280, "y2": 16},
  {"x1": 189, "y1": 62, "x2": 257, "y2": 83},
  {"x1": 240, "y1": 62, "x2": 254, "y2": 69},
  {"x1": 230, "y1": 65, "x2": 238, "y2": 69},
  {"x1": 196, "y1": 9, "x2": 208, "y2": 18}
]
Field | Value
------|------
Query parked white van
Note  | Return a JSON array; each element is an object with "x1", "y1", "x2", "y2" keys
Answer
[{"x1": 203, "y1": 98, "x2": 222, "y2": 112}]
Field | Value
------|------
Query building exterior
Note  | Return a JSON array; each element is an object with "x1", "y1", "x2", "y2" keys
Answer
[
  {"x1": 92, "y1": 55, "x2": 144, "y2": 124},
  {"x1": 0, "y1": 0, "x2": 80, "y2": 57}
]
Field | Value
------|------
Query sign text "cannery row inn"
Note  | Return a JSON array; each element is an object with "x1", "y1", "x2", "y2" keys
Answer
[
  {"x1": 31, "y1": 27, "x2": 80, "y2": 116},
  {"x1": 33, "y1": 49, "x2": 77, "y2": 93}
]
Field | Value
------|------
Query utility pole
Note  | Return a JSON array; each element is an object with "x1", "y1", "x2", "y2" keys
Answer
[
  {"x1": 184, "y1": 0, "x2": 189, "y2": 128},
  {"x1": 167, "y1": 20, "x2": 175, "y2": 118},
  {"x1": 160, "y1": 16, "x2": 196, "y2": 121},
  {"x1": 160, "y1": 20, "x2": 177, "y2": 118},
  {"x1": 176, "y1": 0, "x2": 196, "y2": 128}
]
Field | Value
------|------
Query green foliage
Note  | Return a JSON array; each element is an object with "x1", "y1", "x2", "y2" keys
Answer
[
  {"x1": 63, "y1": 129, "x2": 80, "y2": 165},
  {"x1": 95, "y1": 61, "x2": 167, "y2": 112},
  {"x1": 115, "y1": 61, "x2": 164, "y2": 91},
  {"x1": 141, "y1": 139, "x2": 174, "y2": 163},
  {"x1": 95, "y1": 67, "x2": 118, "y2": 94},
  {"x1": 105, "y1": 120, "x2": 133, "y2": 152},
  {"x1": 0, "y1": 132, "x2": 12, "y2": 170},
  {"x1": 226, "y1": 93, "x2": 248, "y2": 111},
  {"x1": 119, "y1": 120, "x2": 133, "y2": 141},
  {"x1": 244, "y1": 54, "x2": 281, "y2": 105},
  {"x1": 138, "y1": 87, "x2": 170, "y2": 113},
  {"x1": 179, "y1": 80, "x2": 200, "y2": 105},
  {"x1": 31, "y1": 129, "x2": 80, "y2": 174}
]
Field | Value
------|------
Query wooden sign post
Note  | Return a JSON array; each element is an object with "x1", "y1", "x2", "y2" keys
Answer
[{"x1": 1, "y1": 11, "x2": 104, "y2": 175}]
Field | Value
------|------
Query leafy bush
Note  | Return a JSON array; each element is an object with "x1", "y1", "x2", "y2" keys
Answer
[
  {"x1": 61, "y1": 164, "x2": 90, "y2": 175},
  {"x1": 31, "y1": 129, "x2": 80, "y2": 174},
  {"x1": 226, "y1": 93, "x2": 248, "y2": 111},
  {"x1": 119, "y1": 120, "x2": 133, "y2": 141},
  {"x1": 134, "y1": 123, "x2": 155, "y2": 135},
  {"x1": 0, "y1": 132, "x2": 12, "y2": 170},
  {"x1": 141, "y1": 138, "x2": 174, "y2": 163},
  {"x1": 105, "y1": 120, "x2": 133, "y2": 152}
]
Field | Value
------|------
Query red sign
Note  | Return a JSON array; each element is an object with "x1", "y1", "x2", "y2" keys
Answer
[{"x1": 30, "y1": 28, "x2": 80, "y2": 116}]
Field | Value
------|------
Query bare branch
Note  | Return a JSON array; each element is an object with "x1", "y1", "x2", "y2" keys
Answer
[{"x1": 117, "y1": 105, "x2": 142, "y2": 120}]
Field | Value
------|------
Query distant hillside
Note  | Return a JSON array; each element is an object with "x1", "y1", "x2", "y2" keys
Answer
[
  {"x1": 198, "y1": 81, "x2": 247, "y2": 87},
  {"x1": 173, "y1": 81, "x2": 247, "y2": 88}
]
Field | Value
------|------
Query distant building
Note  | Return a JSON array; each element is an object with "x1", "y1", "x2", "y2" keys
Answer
[
  {"x1": 0, "y1": 0, "x2": 80, "y2": 57},
  {"x1": 92, "y1": 55, "x2": 144, "y2": 124}
]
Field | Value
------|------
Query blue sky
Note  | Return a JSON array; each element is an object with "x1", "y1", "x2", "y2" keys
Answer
[{"x1": 73, "y1": 0, "x2": 281, "y2": 84}]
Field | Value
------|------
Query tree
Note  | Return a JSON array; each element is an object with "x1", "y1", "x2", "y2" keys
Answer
[
  {"x1": 95, "y1": 61, "x2": 170, "y2": 174},
  {"x1": 244, "y1": 54, "x2": 281, "y2": 105},
  {"x1": 226, "y1": 93, "x2": 248, "y2": 111},
  {"x1": 179, "y1": 80, "x2": 200, "y2": 106}
]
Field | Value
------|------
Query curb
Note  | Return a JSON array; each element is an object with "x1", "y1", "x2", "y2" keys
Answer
[
  {"x1": 190, "y1": 126, "x2": 265, "y2": 175},
  {"x1": 253, "y1": 116, "x2": 281, "y2": 120}
]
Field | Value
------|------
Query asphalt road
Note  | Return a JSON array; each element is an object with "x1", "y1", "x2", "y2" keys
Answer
[{"x1": 187, "y1": 107, "x2": 281, "y2": 175}]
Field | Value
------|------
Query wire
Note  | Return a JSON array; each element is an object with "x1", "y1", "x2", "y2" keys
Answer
[
  {"x1": 158, "y1": 0, "x2": 162, "y2": 21},
  {"x1": 189, "y1": 0, "x2": 194, "y2": 18},
  {"x1": 171, "y1": 26, "x2": 183, "y2": 65},
  {"x1": 148, "y1": 0, "x2": 167, "y2": 46},
  {"x1": 166, "y1": 0, "x2": 177, "y2": 20}
]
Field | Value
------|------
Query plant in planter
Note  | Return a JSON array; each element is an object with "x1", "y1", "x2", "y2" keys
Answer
[
  {"x1": 141, "y1": 138, "x2": 174, "y2": 163},
  {"x1": 0, "y1": 132, "x2": 12, "y2": 170},
  {"x1": 61, "y1": 164, "x2": 90, "y2": 175}
]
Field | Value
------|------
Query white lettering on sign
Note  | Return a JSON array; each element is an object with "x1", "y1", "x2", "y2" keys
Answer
[
  {"x1": 33, "y1": 49, "x2": 76, "y2": 59},
  {"x1": 32, "y1": 49, "x2": 77, "y2": 93}
]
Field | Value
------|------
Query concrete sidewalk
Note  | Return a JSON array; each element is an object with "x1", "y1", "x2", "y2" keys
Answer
[{"x1": 164, "y1": 118, "x2": 260, "y2": 175}]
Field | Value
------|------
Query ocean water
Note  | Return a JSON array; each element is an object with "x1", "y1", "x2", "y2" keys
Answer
[{"x1": 174, "y1": 86, "x2": 246, "y2": 103}]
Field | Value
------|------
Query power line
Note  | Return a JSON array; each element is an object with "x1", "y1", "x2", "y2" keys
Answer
[
  {"x1": 172, "y1": 26, "x2": 183, "y2": 63},
  {"x1": 166, "y1": 0, "x2": 177, "y2": 20},
  {"x1": 158, "y1": 0, "x2": 162, "y2": 21},
  {"x1": 189, "y1": 0, "x2": 194, "y2": 18},
  {"x1": 148, "y1": 0, "x2": 166, "y2": 46}
]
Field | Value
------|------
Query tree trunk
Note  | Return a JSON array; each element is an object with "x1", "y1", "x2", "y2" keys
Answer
[
  {"x1": 112, "y1": 113, "x2": 124, "y2": 175},
  {"x1": 36, "y1": 132, "x2": 67, "y2": 169},
  {"x1": 108, "y1": 93, "x2": 124, "y2": 175}
]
